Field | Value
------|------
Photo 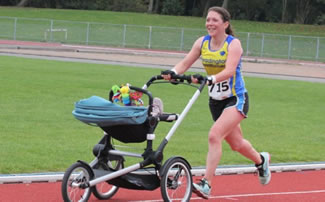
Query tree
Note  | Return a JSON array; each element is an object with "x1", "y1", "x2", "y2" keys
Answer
[
  {"x1": 315, "y1": 0, "x2": 325, "y2": 24},
  {"x1": 17, "y1": 0, "x2": 29, "y2": 6},
  {"x1": 148, "y1": 0, "x2": 154, "y2": 13},
  {"x1": 222, "y1": 0, "x2": 229, "y2": 9},
  {"x1": 161, "y1": 0, "x2": 185, "y2": 15},
  {"x1": 281, "y1": 0, "x2": 288, "y2": 23},
  {"x1": 241, "y1": 0, "x2": 267, "y2": 20},
  {"x1": 202, "y1": 0, "x2": 222, "y2": 17},
  {"x1": 203, "y1": 0, "x2": 211, "y2": 17},
  {"x1": 295, "y1": 0, "x2": 312, "y2": 24},
  {"x1": 154, "y1": 0, "x2": 161, "y2": 13}
]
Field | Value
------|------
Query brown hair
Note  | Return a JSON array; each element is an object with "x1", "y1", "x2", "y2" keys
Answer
[{"x1": 207, "y1": 7, "x2": 234, "y2": 36}]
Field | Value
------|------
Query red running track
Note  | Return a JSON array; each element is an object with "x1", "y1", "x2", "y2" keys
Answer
[{"x1": 1, "y1": 170, "x2": 325, "y2": 202}]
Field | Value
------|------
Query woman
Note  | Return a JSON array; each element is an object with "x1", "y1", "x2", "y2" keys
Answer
[{"x1": 162, "y1": 7, "x2": 271, "y2": 199}]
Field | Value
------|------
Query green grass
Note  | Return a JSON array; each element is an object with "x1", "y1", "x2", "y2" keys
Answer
[
  {"x1": 0, "y1": 55, "x2": 325, "y2": 174},
  {"x1": 0, "y1": 6, "x2": 324, "y2": 37}
]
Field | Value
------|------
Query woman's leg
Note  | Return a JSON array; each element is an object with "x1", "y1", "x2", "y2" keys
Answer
[
  {"x1": 225, "y1": 124, "x2": 262, "y2": 165},
  {"x1": 225, "y1": 124, "x2": 271, "y2": 185},
  {"x1": 204, "y1": 107, "x2": 245, "y2": 184}
]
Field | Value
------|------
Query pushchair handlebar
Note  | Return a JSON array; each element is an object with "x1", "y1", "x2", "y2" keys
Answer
[{"x1": 144, "y1": 74, "x2": 207, "y2": 92}]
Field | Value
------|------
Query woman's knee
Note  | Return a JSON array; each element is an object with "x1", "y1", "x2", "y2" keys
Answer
[{"x1": 208, "y1": 130, "x2": 223, "y2": 145}]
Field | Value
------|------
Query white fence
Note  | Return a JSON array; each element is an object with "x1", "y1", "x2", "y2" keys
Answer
[{"x1": 0, "y1": 16, "x2": 324, "y2": 62}]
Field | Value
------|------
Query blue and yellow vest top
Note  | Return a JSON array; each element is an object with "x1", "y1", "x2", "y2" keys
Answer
[{"x1": 201, "y1": 35, "x2": 247, "y2": 100}]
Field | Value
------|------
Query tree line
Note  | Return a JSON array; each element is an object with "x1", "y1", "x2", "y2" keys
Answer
[{"x1": 1, "y1": 0, "x2": 324, "y2": 25}]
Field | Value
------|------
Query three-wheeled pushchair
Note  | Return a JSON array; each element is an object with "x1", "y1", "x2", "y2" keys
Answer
[{"x1": 61, "y1": 74, "x2": 206, "y2": 202}]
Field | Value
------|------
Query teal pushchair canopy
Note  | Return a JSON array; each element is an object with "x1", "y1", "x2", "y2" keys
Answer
[{"x1": 73, "y1": 96, "x2": 148, "y2": 127}]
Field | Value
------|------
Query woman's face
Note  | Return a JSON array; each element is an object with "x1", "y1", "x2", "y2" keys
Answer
[{"x1": 205, "y1": 11, "x2": 229, "y2": 37}]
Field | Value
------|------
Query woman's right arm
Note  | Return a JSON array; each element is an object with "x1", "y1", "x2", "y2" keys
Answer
[{"x1": 173, "y1": 36, "x2": 203, "y2": 75}]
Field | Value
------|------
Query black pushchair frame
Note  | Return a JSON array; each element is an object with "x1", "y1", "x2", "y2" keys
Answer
[{"x1": 61, "y1": 74, "x2": 207, "y2": 202}]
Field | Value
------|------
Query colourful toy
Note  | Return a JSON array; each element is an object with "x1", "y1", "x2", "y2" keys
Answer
[
  {"x1": 111, "y1": 84, "x2": 143, "y2": 106},
  {"x1": 111, "y1": 85, "x2": 121, "y2": 103},
  {"x1": 112, "y1": 85, "x2": 120, "y2": 94},
  {"x1": 130, "y1": 91, "x2": 144, "y2": 106},
  {"x1": 120, "y1": 85, "x2": 131, "y2": 106}
]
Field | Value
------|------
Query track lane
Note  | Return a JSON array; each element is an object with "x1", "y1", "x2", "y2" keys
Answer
[{"x1": 1, "y1": 170, "x2": 325, "y2": 201}]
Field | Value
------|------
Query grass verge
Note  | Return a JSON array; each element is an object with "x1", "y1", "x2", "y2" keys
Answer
[{"x1": 0, "y1": 55, "x2": 324, "y2": 174}]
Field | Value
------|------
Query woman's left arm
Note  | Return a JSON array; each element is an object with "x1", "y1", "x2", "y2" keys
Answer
[{"x1": 213, "y1": 38, "x2": 243, "y2": 83}]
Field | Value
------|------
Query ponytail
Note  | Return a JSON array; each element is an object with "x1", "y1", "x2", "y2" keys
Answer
[{"x1": 226, "y1": 24, "x2": 234, "y2": 36}]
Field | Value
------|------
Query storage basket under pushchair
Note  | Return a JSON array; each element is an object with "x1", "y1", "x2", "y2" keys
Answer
[{"x1": 72, "y1": 95, "x2": 151, "y2": 143}]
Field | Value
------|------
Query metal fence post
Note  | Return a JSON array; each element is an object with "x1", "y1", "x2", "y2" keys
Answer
[
  {"x1": 288, "y1": 35, "x2": 292, "y2": 59},
  {"x1": 13, "y1": 17, "x2": 17, "y2": 40},
  {"x1": 246, "y1": 32, "x2": 250, "y2": 56},
  {"x1": 316, "y1": 37, "x2": 320, "y2": 61},
  {"x1": 261, "y1": 33, "x2": 265, "y2": 57},
  {"x1": 50, "y1": 20, "x2": 53, "y2": 42},
  {"x1": 180, "y1": 28, "x2": 184, "y2": 51},
  {"x1": 122, "y1": 24, "x2": 127, "y2": 47},
  {"x1": 86, "y1": 22, "x2": 90, "y2": 45},
  {"x1": 148, "y1": 26, "x2": 152, "y2": 49}
]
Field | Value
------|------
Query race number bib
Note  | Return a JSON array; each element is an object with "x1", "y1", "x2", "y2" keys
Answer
[{"x1": 208, "y1": 80, "x2": 231, "y2": 100}]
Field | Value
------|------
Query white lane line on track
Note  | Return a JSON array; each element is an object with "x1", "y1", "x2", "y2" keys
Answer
[
  {"x1": 131, "y1": 190, "x2": 325, "y2": 202},
  {"x1": 204, "y1": 190, "x2": 325, "y2": 200},
  {"x1": 61, "y1": 44, "x2": 187, "y2": 56}
]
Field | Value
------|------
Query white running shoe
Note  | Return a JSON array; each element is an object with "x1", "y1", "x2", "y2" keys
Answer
[
  {"x1": 256, "y1": 152, "x2": 271, "y2": 185},
  {"x1": 192, "y1": 178, "x2": 211, "y2": 199}
]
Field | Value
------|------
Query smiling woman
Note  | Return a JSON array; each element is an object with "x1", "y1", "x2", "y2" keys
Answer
[{"x1": 161, "y1": 6, "x2": 272, "y2": 199}]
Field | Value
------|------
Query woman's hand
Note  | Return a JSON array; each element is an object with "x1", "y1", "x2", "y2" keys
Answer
[
  {"x1": 192, "y1": 74, "x2": 204, "y2": 84},
  {"x1": 161, "y1": 70, "x2": 176, "y2": 80}
]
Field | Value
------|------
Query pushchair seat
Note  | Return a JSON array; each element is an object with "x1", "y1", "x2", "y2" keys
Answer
[{"x1": 100, "y1": 121, "x2": 150, "y2": 143}]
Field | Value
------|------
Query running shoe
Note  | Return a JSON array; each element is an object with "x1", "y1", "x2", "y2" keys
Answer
[
  {"x1": 256, "y1": 152, "x2": 271, "y2": 185},
  {"x1": 192, "y1": 178, "x2": 211, "y2": 199}
]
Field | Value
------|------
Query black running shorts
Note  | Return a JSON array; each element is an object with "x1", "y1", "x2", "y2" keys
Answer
[{"x1": 209, "y1": 93, "x2": 249, "y2": 121}]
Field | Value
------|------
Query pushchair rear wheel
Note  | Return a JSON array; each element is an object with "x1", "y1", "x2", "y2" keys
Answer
[
  {"x1": 92, "y1": 159, "x2": 124, "y2": 200},
  {"x1": 160, "y1": 157, "x2": 193, "y2": 202},
  {"x1": 61, "y1": 161, "x2": 93, "y2": 202}
]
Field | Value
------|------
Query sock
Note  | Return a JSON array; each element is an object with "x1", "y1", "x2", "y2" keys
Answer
[{"x1": 255, "y1": 154, "x2": 265, "y2": 167}]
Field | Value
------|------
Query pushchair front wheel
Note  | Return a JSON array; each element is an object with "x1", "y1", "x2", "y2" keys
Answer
[
  {"x1": 61, "y1": 161, "x2": 93, "y2": 202},
  {"x1": 160, "y1": 157, "x2": 193, "y2": 202}
]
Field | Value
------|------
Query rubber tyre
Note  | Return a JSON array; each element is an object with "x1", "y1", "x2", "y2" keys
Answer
[
  {"x1": 61, "y1": 162, "x2": 93, "y2": 202},
  {"x1": 160, "y1": 157, "x2": 193, "y2": 202}
]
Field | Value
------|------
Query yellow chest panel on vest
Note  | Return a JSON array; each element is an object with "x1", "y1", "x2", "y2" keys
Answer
[{"x1": 201, "y1": 39, "x2": 229, "y2": 75}]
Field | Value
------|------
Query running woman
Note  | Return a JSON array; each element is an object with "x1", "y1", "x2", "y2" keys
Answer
[{"x1": 162, "y1": 6, "x2": 271, "y2": 199}]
